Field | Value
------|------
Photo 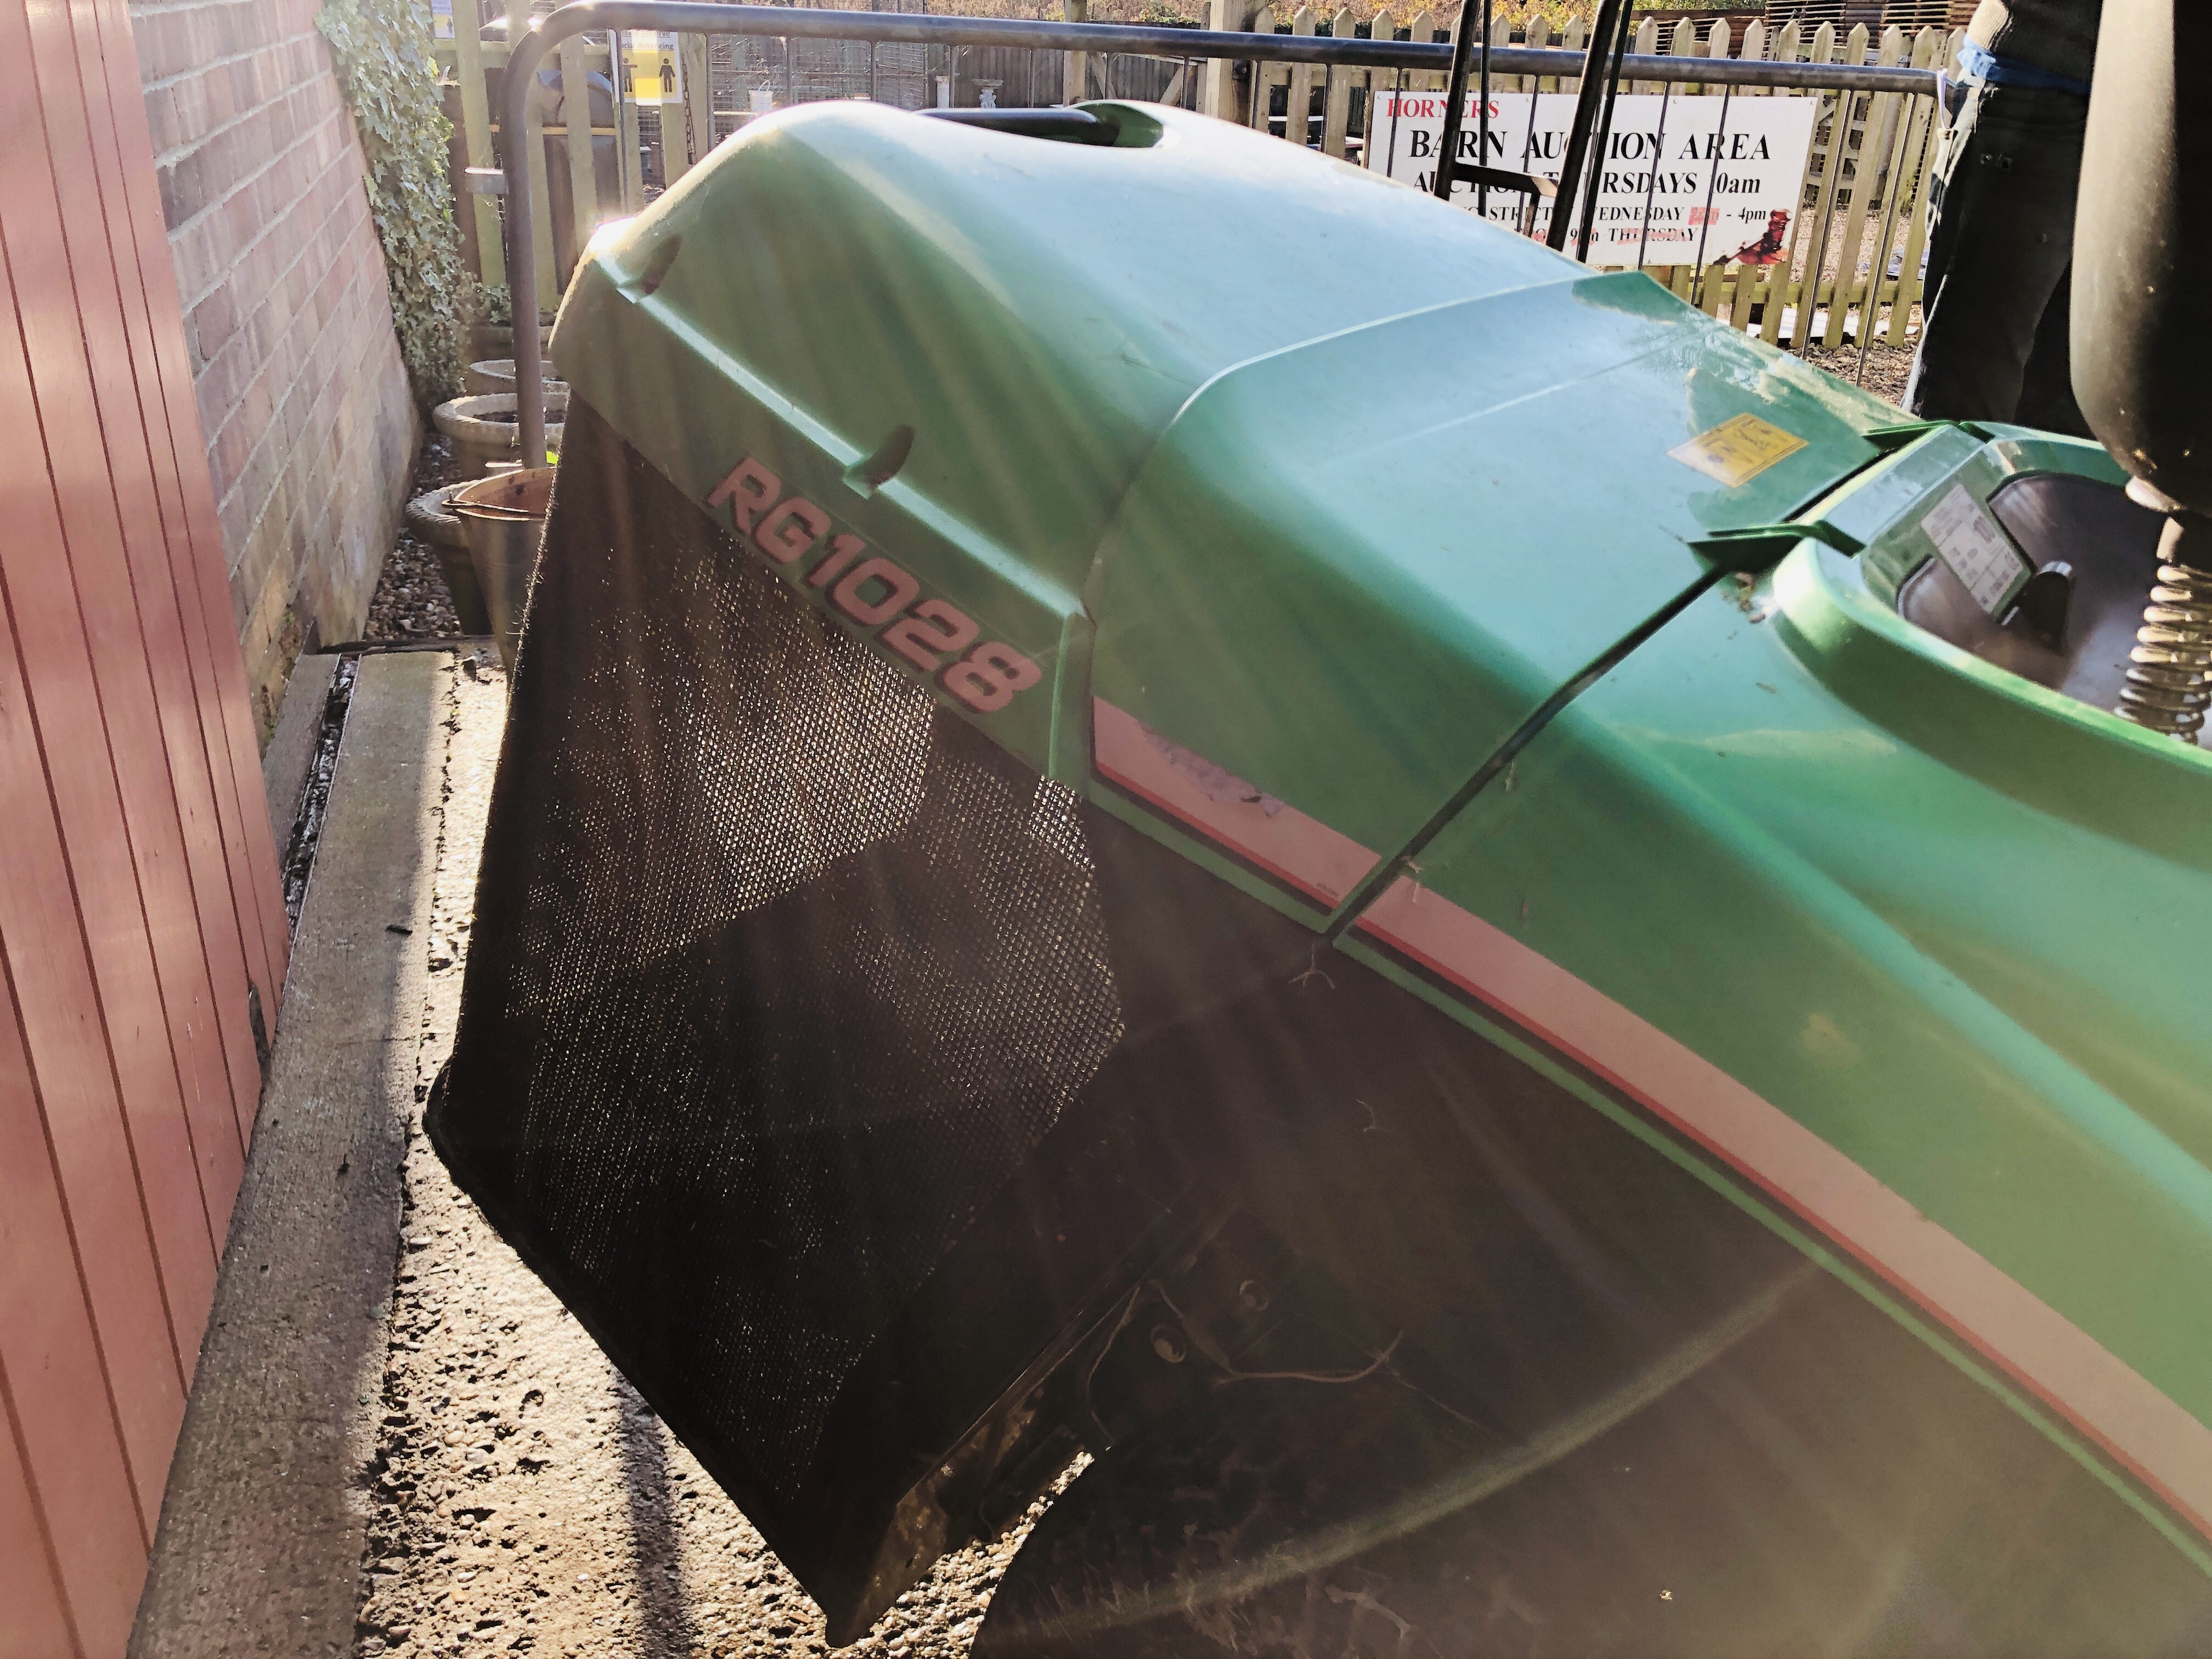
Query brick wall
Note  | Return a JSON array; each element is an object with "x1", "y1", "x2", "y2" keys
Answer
[{"x1": 131, "y1": 0, "x2": 419, "y2": 736}]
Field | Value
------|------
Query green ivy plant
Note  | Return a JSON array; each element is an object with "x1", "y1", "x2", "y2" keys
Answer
[{"x1": 318, "y1": 0, "x2": 469, "y2": 405}]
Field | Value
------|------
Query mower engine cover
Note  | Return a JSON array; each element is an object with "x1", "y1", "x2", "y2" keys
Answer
[{"x1": 428, "y1": 99, "x2": 2212, "y2": 1646}]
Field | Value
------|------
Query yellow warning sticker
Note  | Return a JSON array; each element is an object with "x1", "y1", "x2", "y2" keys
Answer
[{"x1": 1668, "y1": 413, "x2": 1809, "y2": 489}]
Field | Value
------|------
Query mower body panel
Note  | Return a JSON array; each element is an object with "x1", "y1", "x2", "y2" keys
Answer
[
  {"x1": 431, "y1": 96, "x2": 2212, "y2": 1638},
  {"x1": 552, "y1": 99, "x2": 1891, "y2": 862}
]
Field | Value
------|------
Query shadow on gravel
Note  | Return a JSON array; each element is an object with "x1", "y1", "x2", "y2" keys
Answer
[{"x1": 622, "y1": 1387, "x2": 701, "y2": 1657}]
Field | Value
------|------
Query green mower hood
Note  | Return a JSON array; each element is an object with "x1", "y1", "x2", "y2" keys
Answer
[{"x1": 546, "y1": 99, "x2": 2212, "y2": 1572}]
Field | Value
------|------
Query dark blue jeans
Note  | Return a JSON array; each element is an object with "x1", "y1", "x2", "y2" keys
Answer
[{"x1": 1905, "y1": 79, "x2": 2093, "y2": 437}]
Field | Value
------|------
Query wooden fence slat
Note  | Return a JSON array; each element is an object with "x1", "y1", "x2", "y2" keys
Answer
[
  {"x1": 1287, "y1": 6, "x2": 1317, "y2": 145},
  {"x1": 1726, "y1": 20, "x2": 1770, "y2": 319},
  {"x1": 1321, "y1": 5, "x2": 1356, "y2": 156},
  {"x1": 0, "y1": 439, "x2": 188, "y2": 1542},
  {"x1": 1866, "y1": 26, "x2": 1942, "y2": 346},
  {"x1": 1802, "y1": 21, "x2": 1872, "y2": 343},
  {"x1": 1670, "y1": 16, "x2": 1699, "y2": 98},
  {"x1": 0, "y1": 1408, "x2": 84, "y2": 1659},
  {"x1": 1790, "y1": 24, "x2": 1846, "y2": 348},
  {"x1": 452, "y1": 0, "x2": 504, "y2": 287},
  {"x1": 1858, "y1": 24, "x2": 1928, "y2": 332},
  {"x1": 560, "y1": 33, "x2": 601, "y2": 263},
  {"x1": 523, "y1": 65, "x2": 560, "y2": 314},
  {"x1": 1523, "y1": 13, "x2": 1548, "y2": 93},
  {"x1": 1630, "y1": 16, "x2": 1656, "y2": 93},
  {"x1": 0, "y1": 964, "x2": 155, "y2": 1656},
  {"x1": 1409, "y1": 8, "x2": 1438, "y2": 93},
  {"x1": 1063, "y1": 0, "x2": 1087, "y2": 104},
  {"x1": 1560, "y1": 13, "x2": 1583, "y2": 94},
  {"x1": 1745, "y1": 22, "x2": 1784, "y2": 329},
  {"x1": 78, "y1": 0, "x2": 273, "y2": 1139},
  {"x1": 1759, "y1": 20, "x2": 1813, "y2": 341},
  {"x1": 1201, "y1": 0, "x2": 1259, "y2": 123},
  {"x1": 1823, "y1": 22, "x2": 1897, "y2": 347},
  {"x1": 79, "y1": 0, "x2": 289, "y2": 1011},
  {"x1": 2, "y1": 0, "x2": 228, "y2": 1511},
  {"x1": 1248, "y1": 6, "x2": 1276, "y2": 128},
  {"x1": 47, "y1": 0, "x2": 255, "y2": 1241},
  {"x1": 1894, "y1": 27, "x2": 1954, "y2": 322},
  {"x1": 619, "y1": 84, "x2": 646, "y2": 211},
  {"x1": 1696, "y1": 22, "x2": 1733, "y2": 312},
  {"x1": 1487, "y1": 10, "x2": 1509, "y2": 132},
  {"x1": 663, "y1": 93, "x2": 691, "y2": 184},
  {"x1": 1363, "y1": 15, "x2": 1396, "y2": 167}
]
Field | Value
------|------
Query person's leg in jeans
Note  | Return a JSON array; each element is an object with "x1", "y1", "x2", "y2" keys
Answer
[
  {"x1": 1905, "y1": 81, "x2": 2088, "y2": 431},
  {"x1": 2013, "y1": 262, "x2": 2093, "y2": 436}
]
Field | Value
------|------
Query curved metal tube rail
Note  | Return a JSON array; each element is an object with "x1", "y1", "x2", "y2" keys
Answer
[{"x1": 505, "y1": 1, "x2": 1938, "y2": 456}]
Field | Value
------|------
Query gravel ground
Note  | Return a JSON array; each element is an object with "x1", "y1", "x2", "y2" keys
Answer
[
  {"x1": 1800, "y1": 340, "x2": 1914, "y2": 408},
  {"x1": 349, "y1": 653, "x2": 1060, "y2": 1659},
  {"x1": 364, "y1": 435, "x2": 473, "y2": 642}
]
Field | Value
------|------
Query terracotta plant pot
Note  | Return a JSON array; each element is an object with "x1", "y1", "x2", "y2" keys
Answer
[
  {"x1": 404, "y1": 483, "x2": 493, "y2": 635},
  {"x1": 465, "y1": 324, "x2": 554, "y2": 363},
  {"x1": 464, "y1": 358, "x2": 569, "y2": 398},
  {"x1": 452, "y1": 467, "x2": 556, "y2": 668},
  {"x1": 433, "y1": 391, "x2": 567, "y2": 476}
]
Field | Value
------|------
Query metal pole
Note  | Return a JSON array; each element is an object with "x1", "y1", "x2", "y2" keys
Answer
[
  {"x1": 1572, "y1": 0, "x2": 1634, "y2": 261},
  {"x1": 1433, "y1": 2, "x2": 1483, "y2": 203},
  {"x1": 1635, "y1": 80, "x2": 1672, "y2": 270},
  {"x1": 1386, "y1": 62, "x2": 1404, "y2": 174},
  {"x1": 1476, "y1": 0, "x2": 1492, "y2": 218},
  {"x1": 503, "y1": 1, "x2": 1937, "y2": 460},
  {"x1": 1548, "y1": 0, "x2": 1627, "y2": 251}
]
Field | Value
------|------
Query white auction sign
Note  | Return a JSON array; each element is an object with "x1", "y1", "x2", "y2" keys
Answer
[{"x1": 1367, "y1": 89, "x2": 1818, "y2": 268}]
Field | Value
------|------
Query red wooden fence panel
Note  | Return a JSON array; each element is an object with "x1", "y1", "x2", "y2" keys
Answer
[
  {"x1": 0, "y1": 0, "x2": 292, "y2": 1644},
  {"x1": 84, "y1": 0, "x2": 296, "y2": 1023}
]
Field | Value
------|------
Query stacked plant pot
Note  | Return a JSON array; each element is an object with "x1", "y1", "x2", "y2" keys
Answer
[{"x1": 415, "y1": 350, "x2": 564, "y2": 640}]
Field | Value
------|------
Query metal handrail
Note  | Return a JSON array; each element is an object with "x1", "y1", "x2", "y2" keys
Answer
[{"x1": 505, "y1": 2, "x2": 1939, "y2": 457}]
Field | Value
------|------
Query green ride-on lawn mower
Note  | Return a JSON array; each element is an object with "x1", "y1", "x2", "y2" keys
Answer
[{"x1": 427, "y1": 6, "x2": 2212, "y2": 1650}]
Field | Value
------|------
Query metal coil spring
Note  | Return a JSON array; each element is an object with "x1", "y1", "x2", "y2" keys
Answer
[{"x1": 2115, "y1": 557, "x2": 2212, "y2": 740}]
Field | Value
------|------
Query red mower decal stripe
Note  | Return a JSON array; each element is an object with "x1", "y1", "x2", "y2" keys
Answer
[
  {"x1": 1094, "y1": 697, "x2": 2212, "y2": 1545},
  {"x1": 1093, "y1": 699, "x2": 1373, "y2": 909}
]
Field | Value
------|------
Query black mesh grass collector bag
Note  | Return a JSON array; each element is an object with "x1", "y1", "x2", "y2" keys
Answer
[{"x1": 427, "y1": 399, "x2": 1335, "y2": 1637}]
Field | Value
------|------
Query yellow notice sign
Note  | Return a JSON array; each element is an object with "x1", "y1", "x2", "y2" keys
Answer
[
  {"x1": 625, "y1": 48, "x2": 675, "y2": 101},
  {"x1": 1668, "y1": 413, "x2": 1808, "y2": 489}
]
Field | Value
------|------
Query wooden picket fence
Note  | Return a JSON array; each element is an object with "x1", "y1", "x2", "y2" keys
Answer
[
  {"x1": 432, "y1": 5, "x2": 1956, "y2": 352},
  {"x1": 1211, "y1": 4, "x2": 1961, "y2": 352}
]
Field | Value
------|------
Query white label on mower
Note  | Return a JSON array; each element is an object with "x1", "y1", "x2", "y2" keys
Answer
[{"x1": 1922, "y1": 484, "x2": 2029, "y2": 617}]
